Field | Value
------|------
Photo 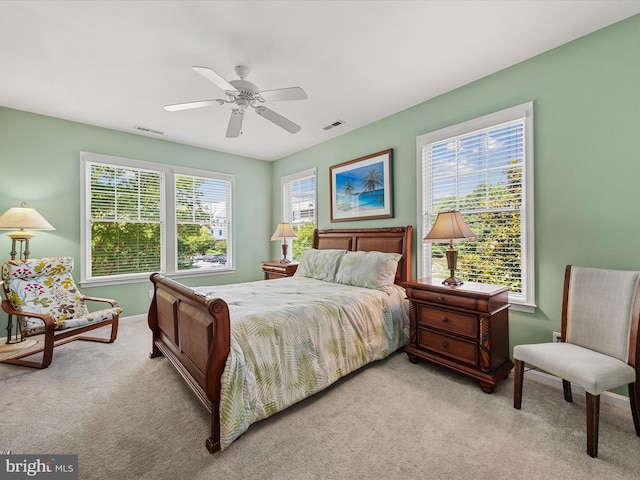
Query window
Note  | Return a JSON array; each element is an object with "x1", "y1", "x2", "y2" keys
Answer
[
  {"x1": 417, "y1": 102, "x2": 534, "y2": 310},
  {"x1": 175, "y1": 173, "x2": 232, "y2": 271},
  {"x1": 80, "y1": 152, "x2": 234, "y2": 285},
  {"x1": 280, "y1": 168, "x2": 317, "y2": 261}
]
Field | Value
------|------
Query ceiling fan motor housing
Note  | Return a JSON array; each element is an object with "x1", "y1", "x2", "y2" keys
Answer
[{"x1": 229, "y1": 79, "x2": 264, "y2": 106}]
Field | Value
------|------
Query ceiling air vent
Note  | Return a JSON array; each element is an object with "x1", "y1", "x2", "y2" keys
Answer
[
  {"x1": 323, "y1": 120, "x2": 345, "y2": 131},
  {"x1": 134, "y1": 125, "x2": 164, "y2": 135}
]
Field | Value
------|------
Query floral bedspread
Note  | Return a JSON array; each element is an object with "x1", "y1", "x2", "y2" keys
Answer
[{"x1": 194, "y1": 276, "x2": 409, "y2": 450}]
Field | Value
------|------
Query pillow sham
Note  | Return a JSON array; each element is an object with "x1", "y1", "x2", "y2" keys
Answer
[
  {"x1": 294, "y1": 249, "x2": 347, "y2": 282},
  {"x1": 334, "y1": 250, "x2": 402, "y2": 293}
]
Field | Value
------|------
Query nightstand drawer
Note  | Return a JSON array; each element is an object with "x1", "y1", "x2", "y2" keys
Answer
[
  {"x1": 261, "y1": 261, "x2": 298, "y2": 280},
  {"x1": 416, "y1": 305, "x2": 478, "y2": 339},
  {"x1": 417, "y1": 329, "x2": 477, "y2": 366},
  {"x1": 406, "y1": 287, "x2": 478, "y2": 311},
  {"x1": 263, "y1": 264, "x2": 290, "y2": 274}
]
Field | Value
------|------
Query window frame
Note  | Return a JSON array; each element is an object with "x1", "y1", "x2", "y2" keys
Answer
[
  {"x1": 280, "y1": 167, "x2": 317, "y2": 262},
  {"x1": 416, "y1": 102, "x2": 535, "y2": 311},
  {"x1": 80, "y1": 151, "x2": 235, "y2": 286}
]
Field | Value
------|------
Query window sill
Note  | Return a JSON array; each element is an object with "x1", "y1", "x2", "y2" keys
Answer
[
  {"x1": 170, "y1": 268, "x2": 236, "y2": 280},
  {"x1": 509, "y1": 302, "x2": 536, "y2": 314},
  {"x1": 81, "y1": 268, "x2": 236, "y2": 288}
]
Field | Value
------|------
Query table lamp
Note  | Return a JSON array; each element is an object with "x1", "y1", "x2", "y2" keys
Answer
[
  {"x1": 424, "y1": 210, "x2": 477, "y2": 286},
  {"x1": 0, "y1": 203, "x2": 55, "y2": 260},
  {"x1": 271, "y1": 223, "x2": 297, "y2": 263}
]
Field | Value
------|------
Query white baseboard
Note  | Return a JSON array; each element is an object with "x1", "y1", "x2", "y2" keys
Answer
[{"x1": 524, "y1": 369, "x2": 630, "y2": 409}]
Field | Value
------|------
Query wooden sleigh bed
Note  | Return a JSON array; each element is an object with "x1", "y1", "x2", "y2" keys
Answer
[{"x1": 148, "y1": 226, "x2": 412, "y2": 453}]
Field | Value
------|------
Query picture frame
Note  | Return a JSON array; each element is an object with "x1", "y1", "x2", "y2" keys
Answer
[{"x1": 330, "y1": 149, "x2": 393, "y2": 222}]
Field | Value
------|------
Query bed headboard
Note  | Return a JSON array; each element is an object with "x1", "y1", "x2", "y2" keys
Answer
[{"x1": 313, "y1": 226, "x2": 413, "y2": 285}]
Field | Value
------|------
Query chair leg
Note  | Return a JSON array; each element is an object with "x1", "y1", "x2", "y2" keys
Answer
[
  {"x1": 108, "y1": 316, "x2": 118, "y2": 342},
  {"x1": 586, "y1": 392, "x2": 600, "y2": 458},
  {"x1": 76, "y1": 316, "x2": 119, "y2": 343},
  {"x1": 40, "y1": 328, "x2": 54, "y2": 368},
  {"x1": 629, "y1": 383, "x2": 640, "y2": 437},
  {"x1": 514, "y1": 359, "x2": 524, "y2": 409},
  {"x1": 78, "y1": 316, "x2": 119, "y2": 344},
  {"x1": 563, "y1": 379, "x2": 573, "y2": 402},
  {"x1": 2, "y1": 324, "x2": 54, "y2": 369}
]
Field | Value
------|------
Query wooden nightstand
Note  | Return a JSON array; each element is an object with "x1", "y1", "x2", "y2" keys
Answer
[
  {"x1": 404, "y1": 278, "x2": 513, "y2": 393},
  {"x1": 261, "y1": 261, "x2": 298, "y2": 280}
]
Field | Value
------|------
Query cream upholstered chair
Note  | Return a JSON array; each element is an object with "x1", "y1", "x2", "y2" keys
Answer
[
  {"x1": 0, "y1": 257, "x2": 120, "y2": 369},
  {"x1": 513, "y1": 265, "x2": 640, "y2": 457}
]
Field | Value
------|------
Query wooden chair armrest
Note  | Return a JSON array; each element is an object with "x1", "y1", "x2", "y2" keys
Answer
[
  {"x1": 0, "y1": 299, "x2": 56, "y2": 327},
  {"x1": 81, "y1": 296, "x2": 120, "y2": 308}
]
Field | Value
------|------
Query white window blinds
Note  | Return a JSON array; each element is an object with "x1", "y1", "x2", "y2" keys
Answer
[
  {"x1": 175, "y1": 173, "x2": 232, "y2": 271},
  {"x1": 88, "y1": 162, "x2": 163, "y2": 277},
  {"x1": 281, "y1": 168, "x2": 317, "y2": 261},
  {"x1": 283, "y1": 169, "x2": 316, "y2": 226}
]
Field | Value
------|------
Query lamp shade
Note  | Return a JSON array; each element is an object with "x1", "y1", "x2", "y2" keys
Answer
[
  {"x1": 271, "y1": 223, "x2": 297, "y2": 241},
  {"x1": 0, "y1": 205, "x2": 55, "y2": 233},
  {"x1": 424, "y1": 211, "x2": 476, "y2": 243}
]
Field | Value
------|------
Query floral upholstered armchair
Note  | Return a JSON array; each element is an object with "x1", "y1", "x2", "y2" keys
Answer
[{"x1": 0, "y1": 257, "x2": 120, "y2": 368}]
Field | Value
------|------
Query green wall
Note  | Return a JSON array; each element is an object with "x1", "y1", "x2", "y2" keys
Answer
[
  {"x1": 0, "y1": 108, "x2": 272, "y2": 324},
  {"x1": 271, "y1": 15, "x2": 640, "y2": 357}
]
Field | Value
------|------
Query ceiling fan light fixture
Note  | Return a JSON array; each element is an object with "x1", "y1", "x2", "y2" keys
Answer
[{"x1": 234, "y1": 65, "x2": 250, "y2": 79}]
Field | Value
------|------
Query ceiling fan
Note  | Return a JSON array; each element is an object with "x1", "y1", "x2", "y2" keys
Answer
[{"x1": 165, "y1": 65, "x2": 307, "y2": 138}]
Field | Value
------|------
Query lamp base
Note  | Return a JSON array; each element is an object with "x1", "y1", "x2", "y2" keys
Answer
[
  {"x1": 442, "y1": 276, "x2": 463, "y2": 286},
  {"x1": 7, "y1": 235, "x2": 32, "y2": 261},
  {"x1": 443, "y1": 248, "x2": 463, "y2": 286},
  {"x1": 0, "y1": 338, "x2": 37, "y2": 353},
  {"x1": 280, "y1": 242, "x2": 291, "y2": 264}
]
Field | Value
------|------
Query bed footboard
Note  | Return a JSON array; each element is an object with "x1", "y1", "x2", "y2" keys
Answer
[{"x1": 147, "y1": 273, "x2": 230, "y2": 453}]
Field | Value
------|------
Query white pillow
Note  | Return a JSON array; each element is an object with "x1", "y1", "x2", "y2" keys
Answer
[
  {"x1": 335, "y1": 250, "x2": 402, "y2": 292},
  {"x1": 294, "y1": 249, "x2": 347, "y2": 282}
]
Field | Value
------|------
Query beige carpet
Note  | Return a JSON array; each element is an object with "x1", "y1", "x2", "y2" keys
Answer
[{"x1": 1, "y1": 316, "x2": 639, "y2": 480}]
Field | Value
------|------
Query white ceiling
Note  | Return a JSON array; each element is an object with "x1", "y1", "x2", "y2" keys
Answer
[{"x1": 1, "y1": 1, "x2": 639, "y2": 161}]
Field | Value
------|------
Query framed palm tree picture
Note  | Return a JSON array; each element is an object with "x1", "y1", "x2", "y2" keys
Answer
[{"x1": 330, "y1": 149, "x2": 393, "y2": 222}]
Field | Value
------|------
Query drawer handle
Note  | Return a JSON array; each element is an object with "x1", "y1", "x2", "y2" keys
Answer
[
  {"x1": 441, "y1": 316, "x2": 449, "y2": 323},
  {"x1": 438, "y1": 296, "x2": 444, "y2": 302},
  {"x1": 442, "y1": 341, "x2": 449, "y2": 348}
]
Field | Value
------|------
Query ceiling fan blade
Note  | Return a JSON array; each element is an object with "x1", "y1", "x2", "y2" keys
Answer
[
  {"x1": 164, "y1": 100, "x2": 220, "y2": 112},
  {"x1": 193, "y1": 66, "x2": 239, "y2": 93},
  {"x1": 260, "y1": 87, "x2": 308, "y2": 102},
  {"x1": 226, "y1": 109, "x2": 244, "y2": 138},
  {"x1": 254, "y1": 106, "x2": 301, "y2": 133}
]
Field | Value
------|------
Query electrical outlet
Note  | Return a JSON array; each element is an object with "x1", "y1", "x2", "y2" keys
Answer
[
  {"x1": 553, "y1": 331, "x2": 561, "y2": 343},
  {"x1": 148, "y1": 289, "x2": 154, "y2": 299}
]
